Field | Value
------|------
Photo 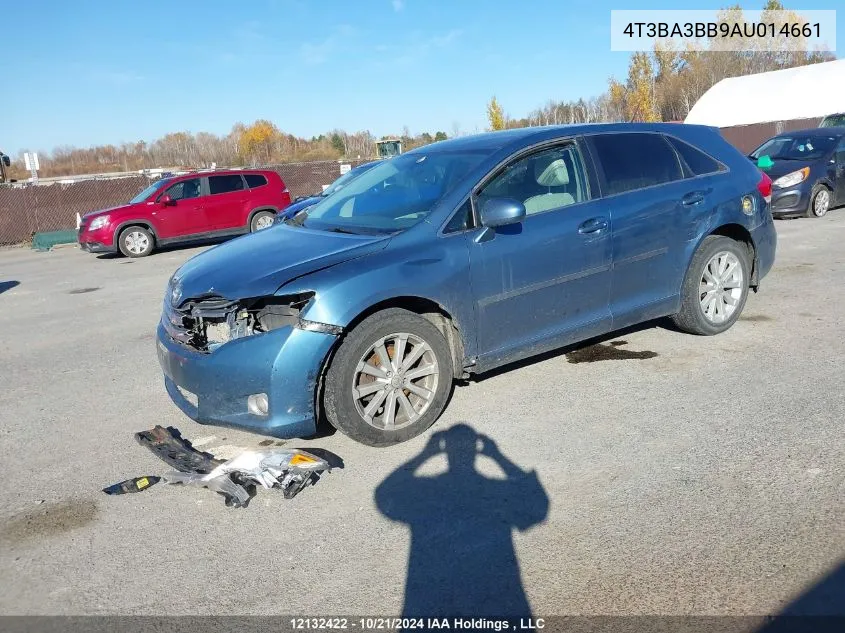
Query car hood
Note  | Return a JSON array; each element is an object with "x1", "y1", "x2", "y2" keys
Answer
[
  {"x1": 172, "y1": 225, "x2": 390, "y2": 301},
  {"x1": 281, "y1": 196, "x2": 322, "y2": 218},
  {"x1": 756, "y1": 158, "x2": 817, "y2": 180},
  {"x1": 82, "y1": 204, "x2": 134, "y2": 220}
]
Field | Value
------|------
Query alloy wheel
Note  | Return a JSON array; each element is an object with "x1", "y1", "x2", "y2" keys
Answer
[
  {"x1": 814, "y1": 189, "x2": 830, "y2": 217},
  {"x1": 125, "y1": 231, "x2": 149, "y2": 255},
  {"x1": 352, "y1": 332, "x2": 439, "y2": 431},
  {"x1": 254, "y1": 215, "x2": 274, "y2": 230},
  {"x1": 699, "y1": 251, "x2": 744, "y2": 324}
]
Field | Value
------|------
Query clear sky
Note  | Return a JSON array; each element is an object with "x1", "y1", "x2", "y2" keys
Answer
[{"x1": 3, "y1": 0, "x2": 842, "y2": 155}]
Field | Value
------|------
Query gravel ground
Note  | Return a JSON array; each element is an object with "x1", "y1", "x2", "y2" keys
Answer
[{"x1": 0, "y1": 216, "x2": 842, "y2": 617}]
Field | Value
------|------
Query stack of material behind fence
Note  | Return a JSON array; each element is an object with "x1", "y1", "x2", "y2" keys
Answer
[{"x1": 0, "y1": 159, "x2": 369, "y2": 246}]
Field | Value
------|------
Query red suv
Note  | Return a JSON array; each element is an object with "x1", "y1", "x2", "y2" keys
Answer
[{"x1": 77, "y1": 169, "x2": 291, "y2": 257}]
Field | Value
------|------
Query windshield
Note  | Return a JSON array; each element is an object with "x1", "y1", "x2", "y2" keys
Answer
[
  {"x1": 820, "y1": 114, "x2": 845, "y2": 128},
  {"x1": 320, "y1": 163, "x2": 377, "y2": 197},
  {"x1": 751, "y1": 135, "x2": 837, "y2": 161},
  {"x1": 300, "y1": 150, "x2": 487, "y2": 234},
  {"x1": 129, "y1": 178, "x2": 171, "y2": 204}
]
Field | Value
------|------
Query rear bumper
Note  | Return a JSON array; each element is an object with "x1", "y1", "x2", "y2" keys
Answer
[
  {"x1": 751, "y1": 211, "x2": 777, "y2": 283},
  {"x1": 156, "y1": 321, "x2": 336, "y2": 438}
]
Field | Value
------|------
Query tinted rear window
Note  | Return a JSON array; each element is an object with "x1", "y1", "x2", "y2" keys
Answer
[
  {"x1": 667, "y1": 137, "x2": 723, "y2": 177},
  {"x1": 245, "y1": 174, "x2": 268, "y2": 188},
  {"x1": 209, "y1": 174, "x2": 245, "y2": 195},
  {"x1": 591, "y1": 133, "x2": 682, "y2": 196}
]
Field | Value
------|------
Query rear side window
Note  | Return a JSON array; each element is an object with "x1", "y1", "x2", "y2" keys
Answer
[
  {"x1": 667, "y1": 137, "x2": 723, "y2": 177},
  {"x1": 591, "y1": 133, "x2": 682, "y2": 196},
  {"x1": 245, "y1": 174, "x2": 268, "y2": 188},
  {"x1": 209, "y1": 174, "x2": 245, "y2": 195}
]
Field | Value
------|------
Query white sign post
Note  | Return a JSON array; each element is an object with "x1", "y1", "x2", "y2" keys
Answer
[{"x1": 24, "y1": 152, "x2": 40, "y2": 182}]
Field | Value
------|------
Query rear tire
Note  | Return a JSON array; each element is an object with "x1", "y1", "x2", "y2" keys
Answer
[
  {"x1": 250, "y1": 211, "x2": 276, "y2": 232},
  {"x1": 672, "y1": 235, "x2": 750, "y2": 336},
  {"x1": 806, "y1": 184, "x2": 832, "y2": 218},
  {"x1": 323, "y1": 308, "x2": 454, "y2": 447},
  {"x1": 117, "y1": 226, "x2": 154, "y2": 258}
]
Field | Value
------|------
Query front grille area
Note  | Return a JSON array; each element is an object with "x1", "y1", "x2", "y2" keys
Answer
[
  {"x1": 772, "y1": 192, "x2": 800, "y2": 210},
  {"x1": 162, "y1": 295, "x2": 242, "y2": 352},
  {"x1": 162, "y1": 303, "x2": 194, "y2": 346}
]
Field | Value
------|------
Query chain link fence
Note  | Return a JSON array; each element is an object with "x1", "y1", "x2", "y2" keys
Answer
[{"x1": 0, "y1": 159, "x2": 368, "y2": 246}]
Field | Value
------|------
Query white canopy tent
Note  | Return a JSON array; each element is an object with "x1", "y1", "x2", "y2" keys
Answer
[{"x1": 684, "y1": 59, "x2": 845, "y2": 127}]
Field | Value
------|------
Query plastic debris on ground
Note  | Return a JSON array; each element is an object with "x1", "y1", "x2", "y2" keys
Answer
[
  {"x1": 102, "y1": 476, "x2": 161, "y2": 495},
  {"x1": 124, "y1": 425, "x2": 334, "y2": 508}
]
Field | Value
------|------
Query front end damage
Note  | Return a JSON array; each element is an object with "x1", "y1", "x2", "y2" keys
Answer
[
  {"x1": 162, "y1": 291, "x2": 341, "y2": 353},
  {"x1": 156, "y1": 290, "x2": 341, "y2": 438}
]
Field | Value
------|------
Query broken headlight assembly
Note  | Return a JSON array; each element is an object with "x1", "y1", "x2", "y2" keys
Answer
[{"x1": 166, "y1": 291, "x2": 341, "y2": 352}]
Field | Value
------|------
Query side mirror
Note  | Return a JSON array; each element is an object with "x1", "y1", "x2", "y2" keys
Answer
[
  {"x1": 2, "y1": 156, "x2": 10, "y2": 167},
  {"x1": 160, "y1": 194, "x2": 175, "y2": 206},
  {"x1": 479, "y1": 197, "x2": 526, "y2": 228}
]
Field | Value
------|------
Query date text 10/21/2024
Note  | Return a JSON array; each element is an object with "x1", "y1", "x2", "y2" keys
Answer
[{"x1": 289, "y1": 618, "x2": 547, "y2": 631}]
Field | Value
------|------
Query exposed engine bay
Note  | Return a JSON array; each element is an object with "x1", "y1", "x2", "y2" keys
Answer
[{"x1": 164, "y1": 292, "x2": 341, "y2": 352}]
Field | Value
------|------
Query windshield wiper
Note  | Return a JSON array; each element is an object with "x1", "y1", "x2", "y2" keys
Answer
[{"x1": 326, "y1": 227, "x2": 361, "y2": 235}]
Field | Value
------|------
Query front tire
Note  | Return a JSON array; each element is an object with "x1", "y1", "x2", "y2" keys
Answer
[
  {"x1": 806, "y1": 184, "x2": 832, "y2": 218},
  {"x1": 672, "y1": 235, "x2": 750, "y2": 336},
  {"x1": 323, "y1": 308, "x2": 454, "y2": 447},
  {"x1": 250, "y1": 211, "x2": 276, "y2": 232},
  {"x1": 118, "y1": 226, "x2": 154, "y2": 258}
]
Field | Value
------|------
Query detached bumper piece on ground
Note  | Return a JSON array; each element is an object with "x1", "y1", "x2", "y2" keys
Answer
[
  {"x1": 130, "y1": 425, "x2": 332, "y2": 508},
  {"x1": 102, "y1": 476, "x2": 161, "y2": 495}
]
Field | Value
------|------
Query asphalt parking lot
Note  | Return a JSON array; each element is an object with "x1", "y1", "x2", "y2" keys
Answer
[{"x1": 0, "y1": 216, "x2": 843, "y2": 617}]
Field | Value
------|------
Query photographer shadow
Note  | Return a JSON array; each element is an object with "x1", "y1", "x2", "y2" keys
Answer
[{"x1": 375, "y1": 423, "x2": 549, "y2": 619}]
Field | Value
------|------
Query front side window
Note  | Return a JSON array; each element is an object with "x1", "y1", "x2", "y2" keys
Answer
[
  {"x1": 209, "y1": 174, "x2": 245, "y2": 195},
  {"x1": 302, "y1": 150, "x2": 487, "y2": 234},
  {"x1": 478, "y1": 144, "x2": 589, "y2": 216},
  {"x1": 164, "y1": 178, "x2": 201, "y2": 201},
  {"x1": 591, "y1": 133, "x2": 683, "y2": 196}
]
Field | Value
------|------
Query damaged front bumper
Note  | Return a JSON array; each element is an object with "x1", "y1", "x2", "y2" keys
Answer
[{"x1": 156, "y1": 320, "x2": 336, "y2": 438}]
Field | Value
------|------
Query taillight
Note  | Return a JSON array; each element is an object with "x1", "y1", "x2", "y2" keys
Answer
[{"x1": 757, "y1": 171, "x2": 772, "y2": 204}]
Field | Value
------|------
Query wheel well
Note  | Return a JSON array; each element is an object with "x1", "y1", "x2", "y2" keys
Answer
[
  {"x1": 347, "y1": 297, "x2": 465, "y2": 375},
  {"x1": 247, "y1": 207, "x2": 278, "y2": 226},
  {"x1": 708, "y1": 223, "x2": 758, "y2": 287},
  {"x1": 312, "y1": 296, "x2": 466, "y2": 430},
  {"x1": 113, "y1": 222, "x2": 156, "y2": 247}
]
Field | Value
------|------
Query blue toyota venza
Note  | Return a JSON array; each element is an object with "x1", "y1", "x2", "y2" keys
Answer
[{"x1": 157, "y1": 124, "x2": 777, "y2": 447}]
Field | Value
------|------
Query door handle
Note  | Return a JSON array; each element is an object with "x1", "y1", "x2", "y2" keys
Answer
[
  {"x1": 682, "y1": 191, "x2": 706, "y2": 206},
  {"x1": 578, "y1": 217, "x2": 609, "y2": 235}
]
